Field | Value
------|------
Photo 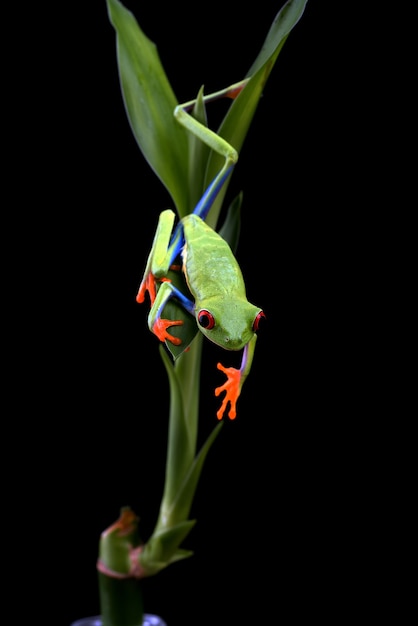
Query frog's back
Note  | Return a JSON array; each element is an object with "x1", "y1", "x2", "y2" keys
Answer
[{"x1": 181, "y1": 214, "x2": 246, "y2": 302}]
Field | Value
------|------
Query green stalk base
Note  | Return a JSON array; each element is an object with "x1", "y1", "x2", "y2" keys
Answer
[{"x1": 98, "y1": 572, "x2": 144, "y2": 626}]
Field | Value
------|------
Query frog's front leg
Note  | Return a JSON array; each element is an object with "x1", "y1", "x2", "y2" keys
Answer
[
  {"x1": 136, "y1": 209, "x2": 194, "y2": 346},
  {"x1": 136, "y1": 209, "x2": 177, "y2": 305},
  {"x1": 215, "y1": 335, "x2": 257, "y2": 420},
  {"x1": 147, "y1": 279, "x2": 194, "y2": 345}
]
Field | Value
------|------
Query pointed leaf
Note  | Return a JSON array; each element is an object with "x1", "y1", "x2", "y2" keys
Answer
[
  {"x1": 106, "y1": 0, "x2": 190, "y2": 215},
  {"x1": 158, "y1": 345, "x2": 195, "y2": 503},
  {"x1": 148, "y1": 520, "x2": 196, "y2": 558},
  {"x1": 218, "y1": 191, "x2": 243, "y2": 254},
  {"x1": 246, "y1": 0, "x2": 308, "y2": 77},
  {"x1": 164, "y1": 422, "x2": 224, "y2": 524},
  {"x1": 203, "y1": 0, "x2": 308, "y2": 228}
]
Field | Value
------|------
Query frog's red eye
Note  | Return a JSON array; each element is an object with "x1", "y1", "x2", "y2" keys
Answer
[
  {"x1": 253, "y1": 311, "x2": 266, "y2": 332},
  {"x1": 198, "y1": 309, "x2": 215, "y2": 329}
]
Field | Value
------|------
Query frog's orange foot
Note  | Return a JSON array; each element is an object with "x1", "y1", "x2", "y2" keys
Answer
[
  {"x1": 215, "y1": 363, "x2": 241, "y2": 420},
  {"x1": 152, "y1": 318, "x2": 183, "y2": 346},
  {"x1": 136, "y1": 273, "x2": 157, "y2": 305}
]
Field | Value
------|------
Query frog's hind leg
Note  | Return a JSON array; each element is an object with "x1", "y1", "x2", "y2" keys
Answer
[{"x1": 174, "y1": 79, "x2": 249, "y2": 222}]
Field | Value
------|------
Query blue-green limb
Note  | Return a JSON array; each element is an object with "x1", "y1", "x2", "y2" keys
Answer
[{"x1": 174, "y1": 79, "x2": 249, "y2": 220}]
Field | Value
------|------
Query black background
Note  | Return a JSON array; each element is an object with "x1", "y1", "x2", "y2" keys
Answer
[{"x1": 22, "y1": 2, "x2": 375, "y2": 625}]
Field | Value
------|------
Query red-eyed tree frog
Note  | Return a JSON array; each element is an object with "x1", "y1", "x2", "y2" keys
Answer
[{"x1": 136, "y1": 81, "x2": 265, "y2": 420}]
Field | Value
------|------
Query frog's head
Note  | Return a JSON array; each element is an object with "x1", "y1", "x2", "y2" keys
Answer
[{"x1": 195, "y1": 298, "x2": 265, "y2": 351}]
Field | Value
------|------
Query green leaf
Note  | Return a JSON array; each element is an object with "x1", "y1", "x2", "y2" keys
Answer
[
  {"x1": 106, "y1": 0, "x2": 190, "y2": 215},
  {"x1": 158, "y1": 345, "x2": 195, "y2": 502},
  {"x1": 140, "y1": 519, "x2": 196, "y2": 572},
  {"x1": 246, "y1": 0, "x2": 308, "y2": 77},
  {"x1": 162, "y1": 421, "x2": 224, "y2": 525},
  {"x1": 156, "y1": 345, "x2": 224, "y2": 525},
  {"x1": 140, "y1": 348, "x2": 222, "y2": 570},
  {"x1": 203, "y1": 0, "x2": 309, "y2": 229},
  {"x1": 218, "y1": 191, "x2": 243, "y2": 254}
]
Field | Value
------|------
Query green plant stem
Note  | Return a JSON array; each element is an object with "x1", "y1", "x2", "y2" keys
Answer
[
  {"x1": 99, "y1": 573, "x2": 144, "y2": 626},
  {"x1": 97, "y1": 507, "x2": 144, "y2": 625}
]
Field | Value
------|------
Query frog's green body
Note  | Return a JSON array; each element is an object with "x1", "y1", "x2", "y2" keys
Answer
[
  {"x1": 136, "y1": 79, "x2": 265, "y2": 420},
  {"x1": 182, "y1": 214, "x2": 261, "y2": 351}
]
